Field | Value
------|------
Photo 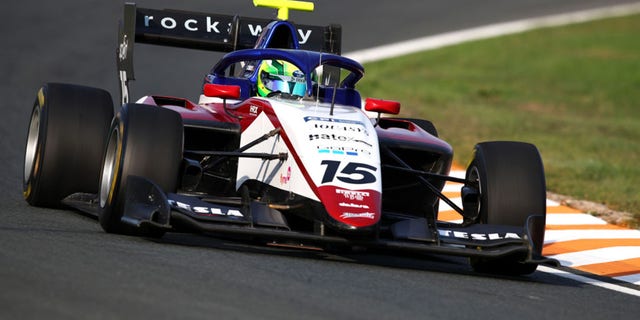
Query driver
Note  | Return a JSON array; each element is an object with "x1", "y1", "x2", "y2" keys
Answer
[{"x1": 257, "y1": 60, "x2": 307, "y2": 98}]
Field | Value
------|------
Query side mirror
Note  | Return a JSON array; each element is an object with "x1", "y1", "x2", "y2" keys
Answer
[
  {"x1": 203, "y1": 84, "x2": 241, "y2": 99},
  {"x1": 364, "y1": 98, "x2": 400, "y2": 115}
]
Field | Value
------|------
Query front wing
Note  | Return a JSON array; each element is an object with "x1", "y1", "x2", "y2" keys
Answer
[{"x1": 63, "y1": 175, "x2": 556, "y2": 266}]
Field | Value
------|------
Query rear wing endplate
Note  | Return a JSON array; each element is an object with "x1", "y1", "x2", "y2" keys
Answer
[{"x1": 116, "y1": 2, "x2": 342, "y2": 105}]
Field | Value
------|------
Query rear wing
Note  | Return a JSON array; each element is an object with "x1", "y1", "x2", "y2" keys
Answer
[{"x1": 116, "y1": 2, "x2": 342, "y2": 105}]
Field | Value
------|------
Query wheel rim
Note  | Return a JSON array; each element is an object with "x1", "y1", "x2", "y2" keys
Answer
[
  {"x1": 100, "y1": 126, "x2": 120, "y2": 208},
  {"x1": 24, "y1": 104, "x2": 41, "y2": 185}
]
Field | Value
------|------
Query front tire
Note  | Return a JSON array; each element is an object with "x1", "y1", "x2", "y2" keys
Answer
[
  {"x1": 23, "y1": 83, "x2": 113, "y2": 207},
  {"x1": 98, "y1": 104, "x2": 183, "y2": 236},
  {"x1": 465, "y1": 141, "x2": 547, "y2": 275}
]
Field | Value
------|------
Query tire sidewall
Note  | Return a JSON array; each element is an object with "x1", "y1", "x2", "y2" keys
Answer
[
  {"x1": 98, "y1": 104, "x2": 183, "y2": 234},
  {"x1": 23, "y1": 83, "x2": 114, "y2": 207},
  {"x1": 391, "y1": 117, "x2": 438, "y2": 137},
  {"x1": 470, "y1": 142, "x2": 546, "y2": 229}
]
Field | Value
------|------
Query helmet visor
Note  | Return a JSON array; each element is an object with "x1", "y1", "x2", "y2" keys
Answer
[{"x1": 262, "y1": 71, "x2": 307, "y2": 96}]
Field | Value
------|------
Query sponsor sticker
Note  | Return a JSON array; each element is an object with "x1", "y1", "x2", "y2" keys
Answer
[
  {"x1": 438, "y1": 230, "x2": 522, "y2": 241},
  {"x1": 340, "y1": 212, "x2": 376, "y2": 220},
  {"x1": 304, "y1": 116, "x2": 373, "y2": 156},
  {"x1": 338, "y1": 202, "x2": 370, "y2": 209},
  {"x1": 279, "y1": 166, "x2": 292, "y2": 185},
  {"x1": 169, "y1": 199, "x2": 243, "y2": 217},
  {"x1": 336, "y1": 189, "x2": 370, "y2": 201},
  {"x1": 140, "y1": 12, "x2": 315, "y2": 44},
  {"x1": 249, "y1": 105, "x2": 259, "y2": 116}
]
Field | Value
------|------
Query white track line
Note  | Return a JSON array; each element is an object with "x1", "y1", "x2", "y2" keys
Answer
[
  {"x1": 538, "y1": 266, "x2": 640, "y2": 297},
  {"x1": 615, "y1": 274, "x2": 640, "y2": 286},
  {"x1": 546, "y1": 213, "x2": 608, "y2": 225},
  {"x1": 549, "y1": 247, "x2": 640, "y2": 267},
  {"x1": 344, "y1": 2, "x2": 640, "y2": 63},
  {"x1": 545, "y1": 229, "x2": 640, "y2": 244}
]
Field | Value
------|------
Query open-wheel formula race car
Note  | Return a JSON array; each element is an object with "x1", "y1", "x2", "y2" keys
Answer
[{"x1": 23, "y1": 1, "x2": 557, "y2": 275}]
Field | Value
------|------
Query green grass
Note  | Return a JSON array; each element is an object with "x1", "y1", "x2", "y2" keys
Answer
[{"x1": 358, "y1": 14, "x2": 640, "y2": 224}]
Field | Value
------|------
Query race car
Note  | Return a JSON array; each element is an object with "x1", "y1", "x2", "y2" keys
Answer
[{"x1": 23, "y1": 1, "x2": 556, "y2": 275}]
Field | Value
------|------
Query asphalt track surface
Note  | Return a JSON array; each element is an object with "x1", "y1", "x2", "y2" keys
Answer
[{"x1": 2, "y1": 1, "x2": 640, "y2": 319}]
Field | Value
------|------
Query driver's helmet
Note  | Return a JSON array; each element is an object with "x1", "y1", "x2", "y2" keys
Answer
[{"x1": 257, "y1": 60, "x2": 307, "y2": 97}]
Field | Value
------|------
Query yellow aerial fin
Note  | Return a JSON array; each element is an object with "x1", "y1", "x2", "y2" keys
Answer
[{"x1": 253, "y1": 0, "x2": 314, "y2": 20}]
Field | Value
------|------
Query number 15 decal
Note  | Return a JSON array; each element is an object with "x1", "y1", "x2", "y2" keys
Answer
[{"x1": 321, "y1": 160, "x2": 377, "y2": 184}]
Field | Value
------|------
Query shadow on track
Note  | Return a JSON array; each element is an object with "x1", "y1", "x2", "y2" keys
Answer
[{"x1": 151, "y1": 231, "x2": 563, "y2": 285}]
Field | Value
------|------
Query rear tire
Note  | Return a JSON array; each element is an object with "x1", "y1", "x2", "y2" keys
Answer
[
  {"x1": 394, "y1": 118, "x2": 438, "y2": 137},
  {"x1": 23, "y1": 83, "x2": 114, "y2": 207},
  {"x1": 98, "y1": 104, "x2": 183, "y2": 236},
  {"x1": 465, "y1": 141, "x2": 546, "y2": 275}
]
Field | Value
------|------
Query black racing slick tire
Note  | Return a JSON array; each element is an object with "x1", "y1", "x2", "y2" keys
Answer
[
  {"x1": 23, "y1": 83, "x2": 114, "y2": 207},
  {"x1": 98, "y1": 104, "x2": 183, "y2": 236},
  {"x1": 465, "y1": 141, "x2": 547, "y2": 275}
]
